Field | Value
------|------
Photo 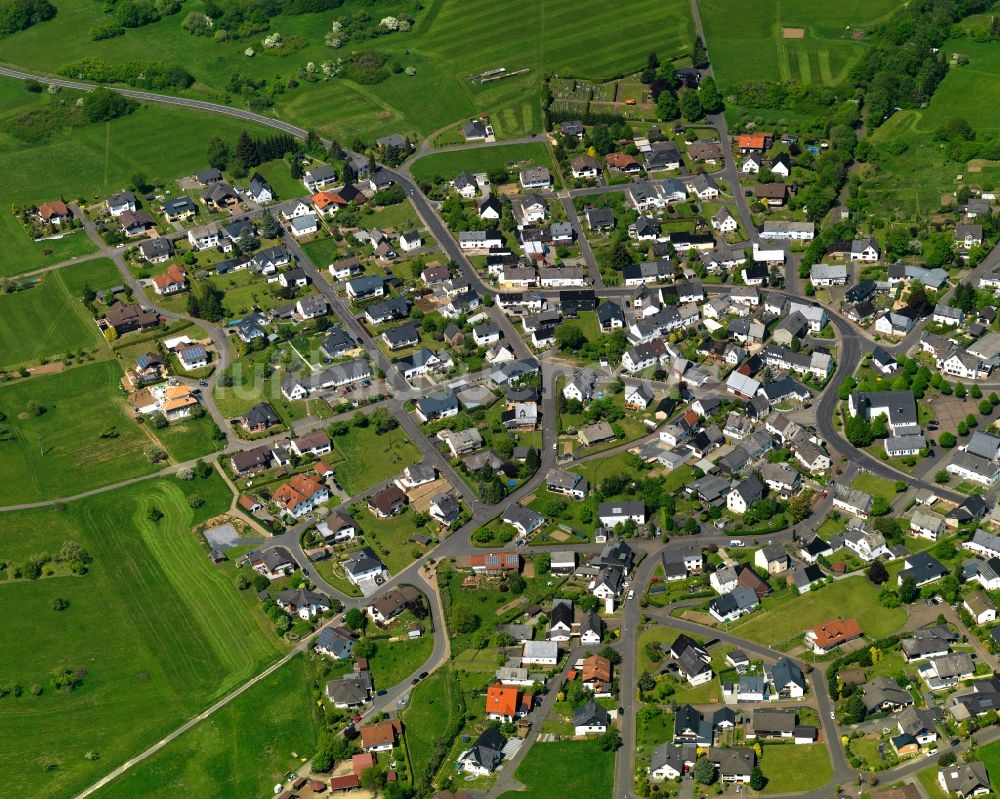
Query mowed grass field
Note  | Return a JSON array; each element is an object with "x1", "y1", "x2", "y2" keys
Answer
[
  {"x1": 90, "y1": 656, "x2": 320, "y2": 799},
  {"x1": 496, "y1": 739, "x2": 615, "y2": 799},
  {"x1": 0, "y1": 0, "x2": 693, "y2": 142},
  {"x1": 410, "y1": 142, "x2": 555, "y2": 182},
  {"x1": 727, "y1": 575, "x2": 906, "y2": 648},
  {"x1": 0, "y1": 258, "x2": 119, "y2": 370},
  {"x1": 759, "y1": 744, "x2": 832, "y2": 793},
  {"x1": 0, "y1": 476, "x2": 285, "y2": 799},
  {"x1": 700, "y1": 0, "x2": 902, "y2": 87},
  {"x1": 0, "y1": 360, "x2": 158, "y2": 503}
]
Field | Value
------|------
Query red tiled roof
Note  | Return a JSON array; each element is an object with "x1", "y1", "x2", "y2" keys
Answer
[
  {"x1": 738, "y1": 133, "x2": 767, "y2": 150},
  {"x1": 486, "y1": 683, "x2": 520, "y2": 717},
  {"x1": 808, "y1": 618, "x2": 862, "y2": 648}
]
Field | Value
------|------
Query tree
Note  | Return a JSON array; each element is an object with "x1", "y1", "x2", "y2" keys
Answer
[
  {"x1": 311, "y1": 734, "x2": 338, "y2": 772},
  {"x1": 692, "y1": 36, "x2": 709, "y2": 69},
  {"x1": 354, "y1": 638, "x2": 377, "y2": 659},
  {"x1": 750, "y1": 766, "x2": 767, "y2": 791},
  {"x1": 788, "y1": 493, "x2": 812, "y2": 523},
  {"x1": 638, "y1": 672, "x2": 656, "y2": 692},
  {"x1": 680, "y1": 91, "x2": 704, "y2": 121},
  {"x1": 345, "y1": 607, "x2": 365, "y2": 630},
  {"x1": 939, "y1": 431, "x2": 957, "y2": 448},
  {"x1": 656, "y1": 91, "x2": 680, "y2": 121},
  {"x1": 693, "y1": 756, "x2": 716, "y2": 785},
  {"x1": 599, "y1": 645, "x2": 622, "y2": 665},
  {"x1": 506, "y1": 573, "x2": 526, "y2": 594},
  {"x1": 699, "y1": 76, "x2": 722, "y2": 114},
  {"x1": 866, "y1": 560, "x2": 889, "y2": 585},
  {"x1": 879, "y1": 586, "x2": 901, "y2": 608},
  {"x1": 598, "y1": 729, "x2": 622, "y2": 751},
  {"x1": 206, "y1": 136, "x2": 230, "y2": 170},
  {"x1": 82, "y1": 87, "x2": 137, "y2": 122},
  {"x1": 578, "y1": 595, "x2": 599, "y2": 612},
  {"x1": 934, "y1": 469, "x2": 951, "y2": 484},
  {"x1": 842, "y1": 692, "x2": 866, "y2": 724},
  {"x1": 555, "y1": 323, "x2": 586, "y2": 351},
  {"x1": 906, "y1": 282, "x2": 931, "y2": 316},
  {"x1": 261, "y1": 212, "x2": 282, "y2": 239},
  {"x1": 844, "y1": 415, "x2": 873, "y2": 447},
  {"x1": 534, "y1": 553, "x2": 550, "y2": 575},
  {"x1": 359, "y1": 766, "x2": 387, "y2": 795},
  {"x1": 451, "y1": 606, "x2": 480, "y2": 634},
  {"x1": 899, "y1": 576, "x2": 919, "y2": 603}
]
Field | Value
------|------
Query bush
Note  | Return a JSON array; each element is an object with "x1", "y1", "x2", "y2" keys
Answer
[
  {"x1": 82, "y1": 87, "x2": 137, "y2": 123},
  {"x1": 58, "y1": 57, "x2": 194, "y2": 90},
  {"x1": 340, "y1": 51, "x2": 390, "y2": 84},
  {"x1": 90, "y1": 21, "x2": 124, "y2": 39}
]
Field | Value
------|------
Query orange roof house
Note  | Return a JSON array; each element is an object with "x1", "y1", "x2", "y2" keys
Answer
[
  {"x1": 581, "y1": 654, "x2": 612, "y2": 692},
  {"x1": 38, "y1": 200, "x2": 70, "y2": 221},
  {"x1": 151, "y1": 263, "x2": 188, "y2": 294},
  {"x1": 273, "y1": 473, "x2": 327, "y2": 514},
  {"x1": 312, "y1": 187, "x2": 365, "y2": 213},
  {"x1": 737, "y1": 133, "x2": 768, "y2": 152},
  {"x1": 605, "y1": 152, "x2": 641, "y2": 172},
  {"x1": 805, "y1": 618, "x2": 863, "y2": 653},
  {"x1": 486, "y1": 683, "x2": 521, "y2": 721}
]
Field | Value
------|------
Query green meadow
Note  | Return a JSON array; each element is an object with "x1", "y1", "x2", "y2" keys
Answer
[
  {"x1": 90, "y1": 657, "x2": 320, "y2": 799},
  {"x1": 0, "y1": 0, "x2": 694, "y2": 141},
  {"x1": 0, "y1": 476, "x2": 285, "y2": 799},
  {"x1": 0, "y1": 361, "x2": 161, "y2": 504},
  {"x1": 0, "y1": 258, "x2": 118, "y2": 370}
]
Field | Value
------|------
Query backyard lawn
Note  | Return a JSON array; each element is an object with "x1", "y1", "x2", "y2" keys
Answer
[
  {"x1": 728, "y1": 575, "x2": 906, "y2": 649},
  {"x1": 0, "y1": 475, "x2": 283, "y2": 799},
  {"x1": 979, "y1": 740, "x2": 1000, "y2": 788},
  {"x1": 355, "y1": 506, "x2": 432, "y2": 574},
  {"x1": 0, "y1": 361, "x2": 162, "y2": 504},
  {"x1": 759, "y1": 743, "x2": 832, "y2": 793},
  {"x1": 330, "y1": 423, "x2": 422, "y2": 495},
  {"x1": 367, "y1": 633, "x2": 434, "y2": 692},
  {"x1": 852, "y1": 472, "x2": 899, "y2": 504},
  {"x1": 410, "y1": 143, "x2": 556, "y2": 182},
  {"x1": 496, "y1": 739, "x2": 614, "y2": 799}
]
